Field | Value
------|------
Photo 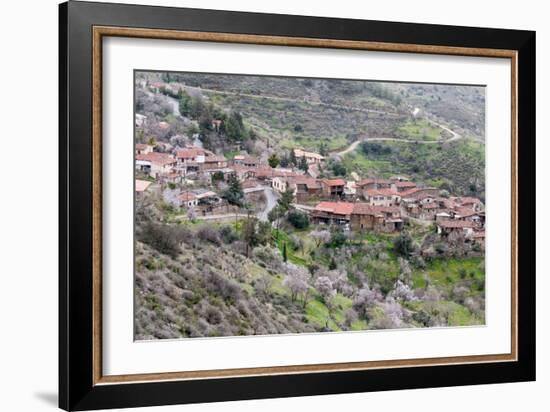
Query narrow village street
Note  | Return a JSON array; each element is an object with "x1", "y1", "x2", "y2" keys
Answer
[{"x1": 257, "y1": 186, "x2": 279, "y2": 222}]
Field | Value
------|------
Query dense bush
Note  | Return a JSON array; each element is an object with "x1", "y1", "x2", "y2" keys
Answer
[
  {"x1": 393, "y1": 231, "x2": 415, "y2": 258},
  {"x1": 328, "y1": 230, "x2": 347, "y2": 248},
  {"x1": 222, "y1": 174, "x2": 245, "y2": 206},
  {"x1": 197, "y1": 225, "x2": 221, "y2": 245},
  {"x1": 138, "y1": 222, "x2": 186, "y2": 258},
  {"x1": 287, "y1": 210, "x2": 310, "y2": 229},
  {"x1": 361, "y1": 142, "x2": 393, "y2": 156},
  {"x1": 219, "y1": 225, "x2": 238, "y2": 244},
  {"x1": 329, "y1": 161, "x2": 347, "y2": 177}
]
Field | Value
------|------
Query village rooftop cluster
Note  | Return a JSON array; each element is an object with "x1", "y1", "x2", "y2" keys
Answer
[{"x1": 135, "y1": 138, "x2": 485, "y2": 246}]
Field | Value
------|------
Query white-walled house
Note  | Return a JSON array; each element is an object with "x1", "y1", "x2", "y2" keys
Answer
[
  {"x1": 177, "y1": 192, "x2": 199, "y2": 208},
  {"x1": 294, "y1": 148, "x2": 325, "y2": 164},
  {"x1": 272, "y1": 176, "x2": 289, "y2": 193},
  {"x1": 136, "y1": 152, "x2": 176, "y2": 178},
  {"x1": 135, "y1": 143, "x2": 154, "y2": 155},
  {"x1": 176, "y1": 148, "x2": 206, "y2": 165},
  {"x1": 363, "y1": 188, "x2": 401, "y2": 206}
]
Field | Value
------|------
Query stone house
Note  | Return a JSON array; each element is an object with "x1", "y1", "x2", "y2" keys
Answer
[
  {"x1": 311, "y1": 202, "x2": 354, "y2": 225},
  {"x1": 321, "y1": 179, "x2": 346, "y2": 199},
  {"x1": 136, "y1": 152, "x2": 176, "y2": 179}
]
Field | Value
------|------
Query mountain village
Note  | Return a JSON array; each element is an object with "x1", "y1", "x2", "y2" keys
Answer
[{"x1": 136, "y1": 134, "x2": 485, "y2": 250}]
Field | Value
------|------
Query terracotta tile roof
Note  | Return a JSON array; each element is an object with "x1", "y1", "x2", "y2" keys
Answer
[
  {"x1": 290, "y1": 176, "x2": 321, "y2": 189},
  {"x1": 454, "y1": 206, "x2": 478, "y2": 217},
  {"x1": 241, "y1": 156, "x2": 258, "y2": 164},
  {"x1": 438, "y1": 198, "x2": 457, "y2": 209},
  {"x1": 322, "y1": 178, "x2": 346, "y2": 187},
  {"x1": 176, "y1": 148, "x2": 205, "y2": 159},
  {"x1": 229, "y1": 164, "x2": 252, "y2": 173},
  {"x1": 375, "y1": 205, "x2": 401, "y2": 214},
  {"x1": 394, "y1": 181, "x2": 417, "y2": 188},
  {"x1": 438, "y1": 220, "x2": 476, "y2": 229},
  {"x1": 352, "y1": 203, "x2": 400, "y2": 215},
  {"x1": 400, "y1": 187, "x2": 438, "y2": 199},
  {"x1": 204, "y1": 154, "x2": 227, "y2": 163},
  {"x1": 135, "y1": 143, "x2": 151, "y2": 150},
  {"x1": 254, "y1": 168, "x2": 272, "y2": 178},
  {"x1": 399, "y1": 188, "x2": 422, "y2": 198},
  {"x1": 356, "y1": 178, "x2": 393, "y2": 187},
  {"x1": 136, "y1": 152, "x2": 176, "y2": 166},
  {"x1": 365, "y1": 188, "x2": 399, "y2": 197},
  {"x1": 457, "y1": 197, "x2": 482, "y2": 205},
  {"x1": 314, "y1": 201, "x2": 355, "y2": 216},
  {"x1": 352, "y1": 203, "x2": 378, "y2": 215},
  {"x1": 356, "y1": 178, "x2": 374, "y2": 187},
  {"x1": 135, "y1": 179, "x2": 152, "y2": 192},
  {"x1": 241, "y1": 179, "x2": 258, "y2": 189},
  {"x1": 178, "y1": 192, "x2": 196, "y2": 201}
]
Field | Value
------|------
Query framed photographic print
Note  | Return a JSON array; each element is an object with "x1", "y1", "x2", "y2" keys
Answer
[{"x1": 59, "y1": 1, "x2": 535, "y2": 410}]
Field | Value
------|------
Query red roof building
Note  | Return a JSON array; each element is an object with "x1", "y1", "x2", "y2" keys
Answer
[
  {"x1": 393, "y1": 181, "x2": 417, "y2": 192},
  {"x1": 176, "y1": 148, "x2": 206, "y2": 161},
  {"x1": 136, "y1": 152, "x2": 176, "y2": 167},
  {"x1": 135, "y1": 179, "x2": 152, "y2": 193},
  {"x1": 321, "y1": 179, "x2": 346, "y2": 198},
  {"x1": 350, "y1": 203, "x2": 403, "y2": 232},
  {"x1": 312, "y1": 201, "x2": 355, "y2": 224}
]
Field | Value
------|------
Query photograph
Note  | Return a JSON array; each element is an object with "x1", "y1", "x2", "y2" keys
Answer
[{"x1": 134, "y1": 71, "x2": 487, "y2": 340}]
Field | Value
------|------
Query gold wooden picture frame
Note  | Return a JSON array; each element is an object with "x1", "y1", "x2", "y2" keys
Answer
[{"x1": 92, "y1": 26, "x2": 518, "y2": 385}]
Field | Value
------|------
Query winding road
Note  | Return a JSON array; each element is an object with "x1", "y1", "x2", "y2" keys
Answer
[
  {"x1": 333, "y1": 107, "x2": 466, "y2": 156},
  {"x1": 257, "y1": 187, "x2": 279, "y2": 222},
  {"x1": 336, "y1": 139, "x2": 364, "y2": 156},
  {"x1": 187, "y1": 186, "x2": 279, "y2": 223}
]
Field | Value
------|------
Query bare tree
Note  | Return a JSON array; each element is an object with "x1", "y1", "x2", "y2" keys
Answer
[
  {"x1": 353, "y1": 286, "x2": 382, "y2": 318},
  {"x1": 389, "y1": 279, "x2": 416, "y2": 302},
  {"x1": 254, "y1": 275, "x2": 273, "y2": 301},
  {"x1": 282, "y1": 263, "x2": 309, "y2": 304},
  {"x1": 310, "y1": 229, "x2": 331, "y2": 247},
  {"x1": 344, "y1": 308, "x2": 358, "y2": 328},
  {"x1": 315, "y1": 276, "x2": 336, "y2": 306},
  {"x1": 384, "y1": 298, "x2": 406, "y2": 326},
  {"x1": 162, "y1": 187, "x2": 181, "y2": 208},
  {"x1": 398, "y1": 257, "x2": 413, "y2": 285}
]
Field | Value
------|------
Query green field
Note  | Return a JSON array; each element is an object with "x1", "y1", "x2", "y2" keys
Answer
[
  {"x1": 395, "y1": 119, "x2": 443, "y2": 141},
  {"x1": 343, "y1": 139, "x2": 485, "y2": 199}
]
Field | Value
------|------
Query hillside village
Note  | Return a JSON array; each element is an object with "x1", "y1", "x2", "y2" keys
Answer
[
  {"x1": 136, "y1": 142, "x2": 485, "y2": 246},
  {"x1": 134, "y1": 73, "x2": 486, "y2": 340}
]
